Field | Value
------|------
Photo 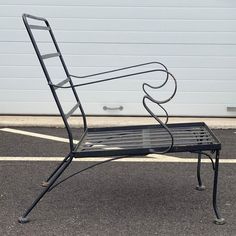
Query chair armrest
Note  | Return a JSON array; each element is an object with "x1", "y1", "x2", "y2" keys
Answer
[
  {"x1": 70, "y1": 61, "x2": 167, "y2": 78},
  {"x1": 48, "y1": 61, "x2": 170, "y2": 89}
]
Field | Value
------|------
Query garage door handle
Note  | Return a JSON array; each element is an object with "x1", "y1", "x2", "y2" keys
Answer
[
  {"x1": 227, "y1": 106, "x2": 236, "y2": 112},
  {"x1": 103, "y1": 105, "x2": 123, "y2": 111}
]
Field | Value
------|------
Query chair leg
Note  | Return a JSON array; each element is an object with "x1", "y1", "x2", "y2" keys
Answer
[
  {"x1": 213, "y1": 151, "x2": 225, "y2": 225},
  {"x1": 41, "y1": 154, "x2": 71, "y2": 187},
  {"x1": 196, "y1": 153, "x2": 206, "y2": 191},
  {"x1": 18, "y1": 155, "x2": 73, "y2": 224}
]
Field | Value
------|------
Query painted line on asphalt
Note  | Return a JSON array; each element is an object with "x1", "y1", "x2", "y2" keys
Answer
[
  {"x1": 0, "y1": 128, "x2": 105, "y2": 148},
  {"x1": 0, "y1": 128, "x2": 132, "y2": 150},
  {"x1": 0, "y1": 156, "x2": 236, "y2": 163},
  {"x1": 1, "y1": 128, "x2": 235, "y2": 163},
  {"x1": 0, "y1": 128, "x2": 71, "y2": 143}
]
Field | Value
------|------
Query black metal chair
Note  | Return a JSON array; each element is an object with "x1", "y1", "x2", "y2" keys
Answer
[{"x1": 19, "y1": 13, "x2": 225, "y2": 225}]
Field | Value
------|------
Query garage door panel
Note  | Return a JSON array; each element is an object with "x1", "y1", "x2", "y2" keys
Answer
[
  {"x1": 1, "y1": 90, "x2": 234, "y2": 105},
  {"x1": 2, "y1": 0, "x2": 236, "y2": 8},
  {"x1": 1, "y1": 66, "x2": 236, "y2": 81},
  {"x1": 1, "y1": 54, "x2": 236, "y2": 69},
  {"x1": 0, "y1": 102, "x2": 233, "y2": 117},
  {"x1": 1, "y1": 17, "x2": 236, "y2": 33},
  {"x1": 0, "y1": 2, "x2": 235, "y2": 116},
  {"x1": 1, "y1": 5, "x2": 236, "y2": 20},
  {"x1": 84, "y1": 103, "x2": 236, "y2": 116},
  {"x1": 1, "y1": 42, "x2": 236, "y2": 57},
  {"x1": 2, "y1": 30, "x2": 236, "y2": 45},
  {"x1": 2, "y1": 78, "x2": 236, "y2": 95}
]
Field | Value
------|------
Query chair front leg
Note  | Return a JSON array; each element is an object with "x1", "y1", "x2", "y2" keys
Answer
[
  {"x1": 212, "y1": 151, "x2": 225, "y2": 225},
  {"x1": 18, "y1": 155, "x2": 74, "y2": 223}
]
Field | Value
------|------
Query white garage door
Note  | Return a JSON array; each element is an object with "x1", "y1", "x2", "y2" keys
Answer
[{"x1": 1, "y1": 0, "x2": 236, "y2": 116}]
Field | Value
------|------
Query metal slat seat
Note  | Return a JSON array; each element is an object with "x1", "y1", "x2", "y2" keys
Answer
[{"x1": 74, "y1": 122, "x2": 221, "y2": 157}]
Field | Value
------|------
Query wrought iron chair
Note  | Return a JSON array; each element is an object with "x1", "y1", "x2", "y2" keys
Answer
[{"x1": 19, "y1": 14, "x2": 225, "y2": 225}]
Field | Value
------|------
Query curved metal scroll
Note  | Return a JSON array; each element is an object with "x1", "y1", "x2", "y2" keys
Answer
[{"x1": 142, "y1": 70, "x2": 177, "y2": 154}]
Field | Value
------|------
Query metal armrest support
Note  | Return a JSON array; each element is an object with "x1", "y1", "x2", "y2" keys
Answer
[{"x1": 142, "y1": 70, "x2": 177, "y2": 153}]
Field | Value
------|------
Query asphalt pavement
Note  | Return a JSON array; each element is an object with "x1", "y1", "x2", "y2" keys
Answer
[{"x1": 0, "y1": 127, "x2": 236, "y2": 236}]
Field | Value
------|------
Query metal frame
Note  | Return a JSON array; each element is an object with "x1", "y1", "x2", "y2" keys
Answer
[{"x1": 19, "y1": 13, "x2": 225, "y2": 225}]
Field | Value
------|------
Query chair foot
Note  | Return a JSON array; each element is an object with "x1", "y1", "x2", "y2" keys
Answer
[
  {"x1": 195, "y1": 185, "x2": 206, "y2": 191},
  {"x1": 214, "y1": 218, "x2": 226, "y2": 225},
  {"x1": 18, "y1": 216, "x2": 29, "y2": 224},
  {"x1": 41, "y1": 181, "x2": 49, "y2": 187}
]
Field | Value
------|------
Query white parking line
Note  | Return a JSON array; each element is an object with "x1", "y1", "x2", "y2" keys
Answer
[
  {"x1": 1, "y1": 128, "x2": 235, "y2": 163},
  {"x1": 0, "y1": 128, "x2": 71, "y2": 143},
  {"x1": 0, "y1": 128, "x2": 104, "y2": 147},
  {"x1": 0, "y1": 128, "x2": 126, "y2": 150},
  {"x1": 0, "y1": 156, "x2": 236, "y2": 163}
]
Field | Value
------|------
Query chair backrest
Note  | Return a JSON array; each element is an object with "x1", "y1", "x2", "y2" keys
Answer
[{"x1": 22, "y1": 14, "x2": 87, "y2": 151}]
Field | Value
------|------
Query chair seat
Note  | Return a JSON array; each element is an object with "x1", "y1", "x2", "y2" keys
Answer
[{"x1": 73, "y1": 122, "x2": 221, "y2": 157}]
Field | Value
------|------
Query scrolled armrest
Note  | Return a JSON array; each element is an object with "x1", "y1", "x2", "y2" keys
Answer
[
  {"x1": 142, "y1": 70, "x2": 177, "y2": 154},
  {"x1": 143, "y1": 95, "x2": 174, "y2": 154},
  {"x1": 142, "y1": 70, "x2": 177, "y2": 105}
]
